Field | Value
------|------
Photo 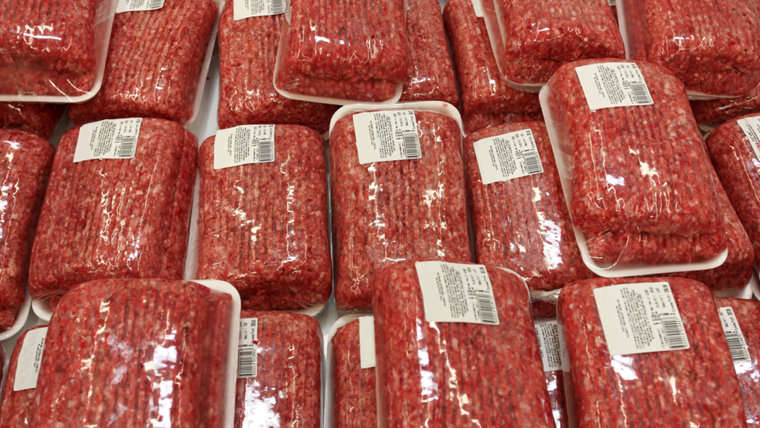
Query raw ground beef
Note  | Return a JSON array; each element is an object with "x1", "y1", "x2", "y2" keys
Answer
[
  {"x1": 558, "y1": 277, "x2": 746, "y2": 427},
  {"x1": 373, "y1": 261, "x2": 554, "y2": 427},
  {"x1": 584, "y1": 229, "x2": 725, "y2": 265},
  {"x1": 236, "y1": 311, "x2": 321, "y2": 428},
  {"x1": 715, "y1": 297, "x2": 760, "y2": 427},
  {"x1": 68, "y1": 0, "x2": 217, "y2": 124},
  {"x1": 0, "y1": 0, "x2": 100, "y2": 96},
  {"x1": 29, "y1": 279, "x2": 231, "y2": 427},
  {"x1": 463, "y1": 122, "x2": 594, "y2": 291},
  {"x1": 463, "y1": 111, "x2": 543, "y2": 135},
  {"x1": 274, "y1": 0, "x2": 409, "y2": 102},
  {"x1": 0, "y1": 103, "x2": 64, "y2": 139},
  {"x1": 0, "y1": 131, "x2": 54, "y2": 330},
  {"x1": 621, "y1": 0, "x2": 760, "y2": 96},
  {"x1": 332, "y1": 319, "x2": 376, "y2": 428},
  {"x1": 692, "y1": 84, "x2": 760, "y2": 130},
  {"x1": 217, "y1": 4, "x2": 336, "y2": 132},
  {"x1": 545, "y1": 370, "x2": 569, "y2": 428},
  {"x1": 0, "y1": 326, "x2": 45, "y2": 428},
  {"x1": 330, "y1": 110, "x2": 471, "y2": 310},
  {"x1": 484, "y1": 0, "x2": 624, "y2": 85},
  {"x1": 398, "y1": 0, "x2": 458, "y2": 106},
  {"x1": 28, "y1": 118, "x2": 196, "y2": 301},
  {"x1": 197, "y1": 125, "x2": 332, "y2": 310}
]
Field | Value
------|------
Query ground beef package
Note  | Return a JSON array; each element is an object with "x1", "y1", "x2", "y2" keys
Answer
[
  {"x1": 274, "y1": 0, "x2": 410, "y2": 103},
  {"x1": 620, "y1": 0, "x2": 760, "y2": 97},
  {"x1": 0, "y1": 326, "x2": 45, "y2": 427},
  {"x1": 28, "y1": 279, "x2": 234, "y2": 427},
  {"x1": 29, "y1": 118, "x2": 196, "y2": 301},
  {"x1": 216, "y1": 3, "x2": 336, "y2": 132},
  {"x1": 330, "y1": 318, "x2": 377, "y2": 428},
  {"x1": 559, "y1": 278, "x2": 747, "y2": 427},
  {"x1": 329, "y1": 108, "x2": 471, "y2": 310},
  {"x1": 0, "y1": 103, "x2": 64, "y2": 139},
  {"x1": 68, "y1": 0, "x2": 218, "y2": 124},
  {"x1": 692, "y1": 84, "x2": 760, "y2": 131},
  {"x1": 463, "y1": 121, "x2": 594, "y2": 291},
  {"x1": 235, "y1": 311, "x2": 321, "y2": 428},
  {"x1": 197, "y1": 125, "x2": 332, "y2": 310},
  {"x1": 373, "y1": 261, "x2": 555, "y2": 427}
]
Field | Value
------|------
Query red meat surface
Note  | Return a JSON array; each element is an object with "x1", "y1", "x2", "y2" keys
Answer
[
  {"x1": 0, "y1": 103, "x2": 63, "y2": 139},
  {"x1": 0, "y1": 326, "x2": 45, "y2": 428}
]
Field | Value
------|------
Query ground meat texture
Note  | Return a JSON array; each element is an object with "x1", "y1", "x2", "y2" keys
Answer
[
  {"x1": 330, "y1": 111, "x2": 471, "y2": 310},
  {"x1": 274, "y1": 0, "x2": 409, "y2": 102},
  {"x1": 584, "y1": 229, "x2": 726, "y2": 265},
  {"x1": 485, "y1": 0, "x2": 623, "y2": 85},
  {"x1": 545, "y1": 59, "x2": 723, "y2": 237},
  {"x1": 464, "y1": 122, "x2": 594, "y2": 291},
  {"x1": 68, "y1": 0, "x2": 217, "y2": 124},
  {"x1": 443, "y1": 0, "x2": 541, "y2": 117},
  {"x1": 621, "y1": 0, "x2": 760, "y2": 97},
  {"x1": 0, "y1": 326, "x2": 45, "y2": 428},
  {"x1": 558, "y1": 277, "x2": 747, "y2": 427},
  {"x1": 332, "y1": 319, "x2": 376, "y2": 428},
  {"x1": 398, "y1": 0, "x2": 458, "y2": 106},
  {"x1": 463, "y1": 111, "x2": 543, "y2": 135},
  {"x1": 29, "y1": 279, "x2": 231, "y2": 427},
  {"x1": 235, "y1": 311, "x2": 321, "y2": 427},
  {"x1": 692, "y1": 84, "x2": 760, "y2": 130},
  {"x1": 197, "y1": 125, "x2": 331, "y2": 310},
  {"x1": 0, "y1": 0, "x2": 99, "y2": 96},
  {"x1": 217, "y1": 4, "x2": 336, "y2": 132},
  {"x1": 0, "y1": 103, "x2": 64, "y2": 139},
  {"x1": 373, "y1": 261, "x2": 554, "y2": 427},
  {"x1": 28, "y1": 118, "x2": 196, "y2": 301},
  {"x1": 545, "y1": 368, "x2": 569, "y2": 428}
]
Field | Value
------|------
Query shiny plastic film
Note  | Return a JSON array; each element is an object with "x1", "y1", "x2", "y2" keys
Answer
[
  {"x1": 0, "y1": 103, "x2": 64, "y2": 139},
  {"x1": 558, "y1": 278, "x2": 746, "y2": 427},
  {"x1": 619, "y1": 0, "x2": 760, "y2": 98},
  {"x1": 68, "y1": 0, "x2": 218, "y2": 124},
  {"x1": 329, "y1": 318, "x2": 377, "y2": 428},
  {"x1": 28, "y1": 118, "x2": 197, "y2": 301},
  {"x1": 0, "y1": 326, "x2": 46, "y2": 427},
  {"x1": 197, "y1": 124, "x2": 332, "y2": 311},
  {"x1": 691, "y1": 83, "x2": 760, "y2": 131},
  {"x1": 462, "y1": 111, "x2": 543, "y2": 135}
]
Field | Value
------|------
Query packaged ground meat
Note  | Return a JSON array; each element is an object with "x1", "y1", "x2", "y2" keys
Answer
[
  {"x1": 216, "y1": 3, "x2": 336, "y2": 132},
  {"x1": 373, "y1": 261, "x2": 554, "y2": 427},
  {"x1": 0, "y1": 103, "x2": 64, "y2": 139},
  {"x1": 463, "y1": 121, "x2": 594, "y2": 291},
  {"x1": 329, "y1": 105, "x2": 471, "y2": 310},
  {"x1": 463, "y1": 111, "x2": 543, "y2": 135},
  {"x1": 28, "y1": 278, "x2": 236, "y2": 427},
  {"x1": 620, "y1": 0, "x2": 760, "y2": 97},
  {"x1": 274, "y1": 0, "x2": 409, "y2": 103},
  {"x1": 533, "y1": 318, "x2": 571, "y2": 428},
  {"x1": 0, "y1": 326, "x2": 46, "y2": 428},
  {"x1": 399, "y1": 0, "x2": 458, "y2": 106},
  {"x1": 0, "y1": 131, "x2": 54, "y2": 331},
  {"x1": 558, "y1": 277, "x2": 746, "y2": 427},
  {"x1": 28, "y1": 118, "x2": 196, "y2": 301},
  {"x1": 68, "y1": 0, "x2": 218, "y2": 125},
  {"x1": 482, "y1": 0, "x2": 624, "y2": 89},
  {"x1": 197, "y1": 125, "x2": 332, "y2": 310},
  {"x1": 692, "y1": 84, "x2": 760, "y2": 131}
]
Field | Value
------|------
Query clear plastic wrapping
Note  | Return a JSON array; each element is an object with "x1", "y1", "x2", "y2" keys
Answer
[
  {"x1": 216, "y1": 2, "x2": 337, "y2": 132},
  {"x1": 373, "y1": 261, "x2": 554, "y2": 427},
  {"x1": 463, "y1": 121, "x2": 594, "y2": 291},
  {"x1": 235, "y1": 310, "x2": 321, "y2": 427},
  {"x1": 68, "y1": 0, "x2": 218, "y2": 125},
  {"x1": 29, "y1": 118, "x2": 197, "y2": 301},
  {"x1": 691, "y1": 84, "x2": 760, "y2": 131},
  {"x1": 462, "y1": 111, "x2": 543, "y2": 135},
  {"x1": 28, "y1": 279, "x2": 237, "y2": 427},
  {"x1": 0, "y1": 103, "x2": 64, "y2": 139},
  {"x1": 197, "y1": 125, "x2": 332, "y2": 310},
  {"x1": 0, "y1": 326, "x2": 45, "y2": 427},
  {"x1": 329, "y1": 318, "x2": 377, "y2": 428},
  {"x1": 558, "y1": 277, "x2": 747, "y2": 426}
]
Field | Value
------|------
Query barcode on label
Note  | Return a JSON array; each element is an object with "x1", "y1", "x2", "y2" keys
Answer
[
  {"x1": 726, "y1": 331, "x2": 751, "y2": 363},
  {"x1": 630, "y1": 82, "x2": 652, "y2": 105},
  {"x1": 116, "y1": 136, "x2": 136, "y2": 158},
  {"x1": 661, "y1": 315, "x2": 689, "y2": 350},
  {"x1": 402, "y1": 133, "x2": 421, "y2": 159},
  {"x1": 523, "y1": 154, "x2": 542, "y2": 175},
  {"x1": 148, "y1": 0, "x2": 163, "y2": 8},
  {"x1": 270, "y1": 0, "x2": 285, "y2": 14},
  {"x1": 475, "y1": 291, "x2": 498, "y2": 325},
  {"x1": 258, "y1": 140, "x2": 274, "y2": 163},
  {"x1": 237, "y1": 346, "x2": 257, "y2": 378}
]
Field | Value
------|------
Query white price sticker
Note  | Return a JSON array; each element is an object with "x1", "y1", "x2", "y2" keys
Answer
[
  {"x1": 474, "y1": 128, "x2": 543, "y2": 184},
  {"x1": 13, "y1": 327, "x2": 48, "y2": 391},
  {"x1": 575, "y1": 62, "x2": 654, "y2": 111},
  {"x1": 215, "y1": 125, "x2": 276, "y2": 170},
  {"x1": 74, "y1": 118, "x2": 141, "y2": 163},
  {"x1": 359, "y1": 316, "x2": 376, "y2": 369},
  {"x1": 594, "y1": 282, "x2": 690, "y2": 356},
  {"x1": 737, "y1": 116, "x2": 760, "y2": 161},
  {"x1": 116, "y1": 0, "x2": 164, "y2": 13},
  {"x1": 534, "y1": 320, "x2": 564, "y2": 372},
  {"x1": 718, "y1": 307, "x2": 751, "y2": 365},
  {"x1": 237, "y1": 318, "x2": 259, "y2": 379},
  {"x1": 353, "y1": 110, "x2": 421, "y2": 165},
  {"x1": 415, "y1": 262, "x2": 499, "y2": 325},
  {"x1": 234, "y1": 0, "x2": 287, "y2": 19}
]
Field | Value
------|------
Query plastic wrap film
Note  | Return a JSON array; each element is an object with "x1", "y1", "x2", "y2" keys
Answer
[
  {"x1": 443, "y1": 0, "x2": 541, "y2": 118},
  {"x1": 0, "y1": 103, "x2": 64, "y2": 139},
  {"x1": 197, "y1": 125, "x2": 332, "y2": 310},
  {"x1": 372, "y1": 261, "x2": 554, "y2": 427},
  {"x1": 329, "y1": 110, "x2": 471, "y2": 310},
  {"x1": 692, "y1": 84, "x2": 760, "y2": 130},
  {"x1": 543, "y1": 59, "x2": 726, "y2": 266},
  {"x1": 620, "y1": 0, "x2": 760, "y2": 97},
  {"x1": 29, "y1": 279, "x2": 232, "y2": 427},
  {"x1": 482, "y1": 0, "x2": 624, "y2": 87},
  {"x1": 0, "y1": 326, "x2": 45, "y2": 427},
  {"x1": 68, "y1": 0, "x2": 217, "y2": 124},
  {"x1": 531, "y1": 293, "x2": 570, "y2": 428},
  {"x1": 331, "y1": 319, "x2": 377, "y2": 428},
  {"x1": 462, "y1": 111, "x2": 543, "y2": 135},
  {"x1": 274, "y1": 0, "x2": 409, "y2": 102},
  {"x1": 28, "y1": 118, "x2": 196, "y2": 301},
  {"x1": 464, "y1": 122, "x2": 594, "y2": 291},
  {"x1": 398, "y1": 0, "x2": 458, "y2": 106}
]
